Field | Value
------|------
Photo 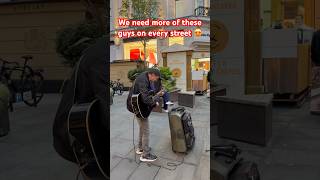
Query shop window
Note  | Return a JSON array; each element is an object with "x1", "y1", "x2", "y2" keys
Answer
[
  {"x1": 192, "y1": 58, "x2": 210, "y2": 71},
  {"x1": 175, "y1": 0, "x2": 184, "y2": 18},
  {"x1": 169, "y1": 37, "x2": 184, "y2": 46},
  {"x1": 284, "y1": 1, "x2": 298, "y2": 19},
  {"x1": 123, "y1": 39, "x2": 158, "y2": 65}
]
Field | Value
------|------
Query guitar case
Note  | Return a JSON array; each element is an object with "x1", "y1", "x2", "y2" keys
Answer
[{"x1": 168, "y1": 107, "x2": 195, "y2": 153}]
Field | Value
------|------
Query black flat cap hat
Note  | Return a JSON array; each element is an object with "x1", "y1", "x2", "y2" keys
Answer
[{"x1": 147, "y1": 68, "x2": 161, "y2": 78}]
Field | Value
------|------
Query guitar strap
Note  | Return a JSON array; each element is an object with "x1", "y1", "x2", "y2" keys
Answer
[
  {"x1": 72, "y1": 55, "x2": 83, "y2": 105},
  {"x1": 69, "y1": 56, "x2": 109, "y2": 180},
  {"x1": 68, "y1": 56, "x2": 92, "y2": 180}
]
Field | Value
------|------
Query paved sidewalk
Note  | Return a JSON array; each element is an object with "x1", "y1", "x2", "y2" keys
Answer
[
  {"x1": 0, "y1": 94, "x2": 78, "y2": 180},
  {"x1": 110, "y1": 92, "x2": 210, "y2": 180}
]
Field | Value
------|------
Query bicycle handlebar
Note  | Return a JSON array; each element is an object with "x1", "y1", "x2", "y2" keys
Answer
[
  {"x1": 21, "y1": 55, "x2": 33, "y2": 60},
  {"x1": 0, "y1": 59, "x2": 19, "y2": 66}
]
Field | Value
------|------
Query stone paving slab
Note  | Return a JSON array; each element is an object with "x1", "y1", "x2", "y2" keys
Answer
[
  {"x1": 128, "y1": 163, "x2": 160, "y2": 180},
  {"x1": 110, "y1": 158, "x2": 139, "y2": 180},
  {"x1": 194, "y1": 155, "x2": 210, "y2": 180},
  {"x1": 154, "y1": 163, "x2": 196, "y2": 180}
]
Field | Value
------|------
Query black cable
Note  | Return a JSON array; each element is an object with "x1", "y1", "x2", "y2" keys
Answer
[
  {"x1": 72, "y1": 144, "x2": 90, "y2": 180},
  {"x1": 132, "y1": 115, "x2": 140, "y2": 164},
  {"x1": 76, "y1": 169, "x2": 81, "y2": 180}
]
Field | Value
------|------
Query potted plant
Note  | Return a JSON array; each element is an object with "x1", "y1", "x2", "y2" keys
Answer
[
  {"x1": 127, "y1": 67, "x2": 147, "y2": 82},
  {"x1": 56, "y1": 21, "x2": 103, "y2": 67},
  {"x1": 159, "y1": 67, "x2": 180, "y2": 102}
]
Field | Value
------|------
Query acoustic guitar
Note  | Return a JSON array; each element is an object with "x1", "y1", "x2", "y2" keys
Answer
[
  {"x1": 68, "y1": 99, "x2": 109, "y2": 179},
  {"x1": 131, "y1": 89, "x2": 164, "y2": 119}
]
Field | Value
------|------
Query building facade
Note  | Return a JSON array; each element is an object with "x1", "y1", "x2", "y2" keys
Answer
[
  {"x1": 0, "y1": 0, "x2": 105, "y2": 92},
  {"x1": 110, "y1": 0, "x2": 210, "y2": 90}
]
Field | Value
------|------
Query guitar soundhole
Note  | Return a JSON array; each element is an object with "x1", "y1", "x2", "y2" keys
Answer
[{"x1": 133, "y1": 106, "x2": 139, "y2": 114}]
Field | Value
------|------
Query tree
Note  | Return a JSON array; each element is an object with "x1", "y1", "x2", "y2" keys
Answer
[
  {"x1": 127, "y1": 67, "x2": 177, "y2": 91},
  {"x1": 119, "y1": 0, "x2": 160, "y2": 67},
  {"x1": 81, "y1": 0, "x2": 107, "y2": 34},
  {"x1": 56, "y1": 21, "x2": 103, "y2": 67}
]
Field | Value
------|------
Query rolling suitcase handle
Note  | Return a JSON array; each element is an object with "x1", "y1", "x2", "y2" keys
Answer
[
  {"x1": 171, "y1": 107, "x2": 185, "y2": 112},
  {"x1": 211, "y1": 144, "x2": 241, "y2": 160}
]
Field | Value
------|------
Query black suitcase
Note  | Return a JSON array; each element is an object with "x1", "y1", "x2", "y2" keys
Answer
[{"x1": 168, "y1": 107, "x2": 195, "y2": 153}]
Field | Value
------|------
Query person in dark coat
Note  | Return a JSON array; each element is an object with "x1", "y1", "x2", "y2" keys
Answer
[
  {"x1": 311, "y1": 30, "x2": 320, "y2": 114},
  {"x1": 311, "y1": 30, "x2": 320, "y2": 66},
  {"x1": 52, "y1": 37, "x2": 108, "y2": 165},
  {"x1": 127, "y1": 68, "x2": 163, "y2": 162}
]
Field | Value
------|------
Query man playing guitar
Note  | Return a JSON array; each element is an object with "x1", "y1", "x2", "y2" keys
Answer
[{"x1": 127, "y1": 68, "x2": 164, "y2": 162}]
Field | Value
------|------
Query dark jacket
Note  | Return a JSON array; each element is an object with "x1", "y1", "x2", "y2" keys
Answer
[
  {"x1": 153, "y1": 79, "x2": 162, "y2": 92},
  {"x1": 207, "y1": 70, "x2": 211, "y2": 83},
  {"x1": 52, "y1": 37, "x2": 108, "y2": 162},
  {"x1": 311, "y1": 30, "x2": 320, "y2": 66},
  {"x1": 127, "y1": 72, "x2": 159, "y2": 116}
]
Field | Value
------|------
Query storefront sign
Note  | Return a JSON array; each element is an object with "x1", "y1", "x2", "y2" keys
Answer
[
  {"x1": 172, "y1": 68, "x2": 182, "y2": 78},
  {"x1": 167, "y1": 52, "x2": 187, "y2": 91},
  {"x1": 212, "y1": 0, "x2": 245, "y2": 95},
  {"x1": 13, "y1": 3, "x2": 46, "y2": 12},
  {"x1": 194, "y1": 30, "x2": 210, "y2": 42},
  {"x1": 316, "y1": 1, "x2": 320, "y2": 29},
  {"x1": 193, "y1": 52, "x2": 210, "y2": 59},
  {"x1": 212, "y1": 20, "x2": 229, "y2": 53}
]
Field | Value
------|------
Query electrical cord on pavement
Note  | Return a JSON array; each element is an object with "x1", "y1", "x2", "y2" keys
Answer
[
  {"x1": 72, "y1": 144, "x2": 90, "y2": 180},
  {"x1": 112, "y1": 114, "x2": 185, "y2": 179}
]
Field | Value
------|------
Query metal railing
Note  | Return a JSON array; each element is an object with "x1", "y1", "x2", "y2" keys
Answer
[{"x1": 194, "y1": 6, "x2": 209, "y2": 17}]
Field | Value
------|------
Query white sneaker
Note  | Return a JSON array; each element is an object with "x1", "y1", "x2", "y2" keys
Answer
[
  {"x1": 135, "y1": 148, "x2": 143, "y2": 155},
  {"x1": 140, "y1": 153, "x2": 158, "y2": 162},
  {"x1": 166, "y1": 101, "x2": 174, "y2": 105},
  {"x1": 163, "y1": 109, "x2": 169, "y2": 113}
]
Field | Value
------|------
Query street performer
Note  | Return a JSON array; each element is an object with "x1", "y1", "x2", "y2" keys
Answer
[{"x1": 127, "y1": 68, "x2": 163, "y2": 162}]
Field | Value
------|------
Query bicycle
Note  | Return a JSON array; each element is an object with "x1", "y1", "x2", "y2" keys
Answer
[
  {"x1": 0, "y1": 59, "x2": 19, "y2": 111},
  {"x1": 109, "y1": 81, "x2": 115, "y2": 96},
  {"x1": 0, "y1": 55, "x2": 44, "y2": 110},
  {"x1": 111, "y1": 79, "x2": 124, "y2": 95}
]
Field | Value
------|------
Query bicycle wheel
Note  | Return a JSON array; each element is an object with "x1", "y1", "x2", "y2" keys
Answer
[{"x1": 21, "y1": 72, "x2": 44, "y2": 106}]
